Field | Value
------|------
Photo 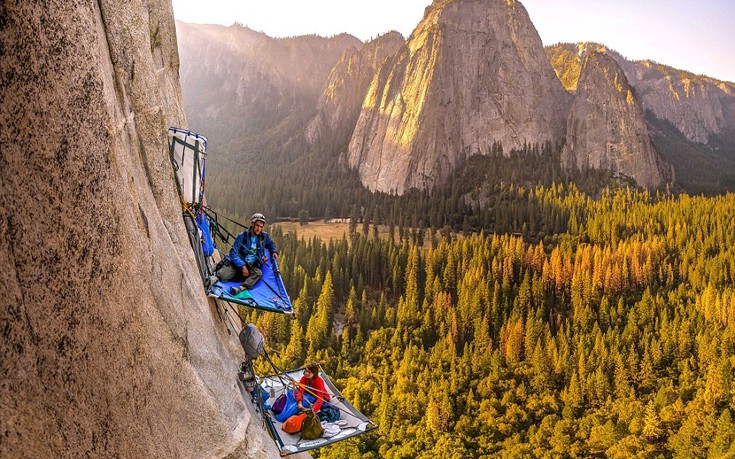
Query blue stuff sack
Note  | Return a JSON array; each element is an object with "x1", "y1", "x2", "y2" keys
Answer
[
  {"x1": 253, "y1": 384, "x2": 270, "y2": 404},
  {"x1": 196, "y1": 211, "x2": 214, "y2": 256},
  {"x1": 275, "y1": 389, "x2": 299, "y2": 422},
  {"x1": 318, "y1": 402, "x2": 340, "y2": 422}
]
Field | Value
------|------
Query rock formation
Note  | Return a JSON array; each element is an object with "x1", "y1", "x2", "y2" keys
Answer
[
  {"x1": 177, "y1": 23, "x2": 360, "y2": 103},
  {"x1": 561, "y1": 51, "x2": 668, "y2": 187},
  {"x1": 1, "y1": 1, "x2": 278, "y2": 458},
  {"x1": 548, "y1": 42, "x2": 735, "y2": 146},
  {"x1": 176, "y1": 22, "x2": 361, "y2": 154},
  {"x1": 347, "y1": 0, "x2": 572, "y2": 194},
  {"x1": 172, "y1": 4, "x2": 734, "y2": 196},
  {"x1": 306, "y1": 32, "x2": 405, "y2": 146},
  {"x1": 622, "y1": 61, "x2": 735, "y2": 145}
]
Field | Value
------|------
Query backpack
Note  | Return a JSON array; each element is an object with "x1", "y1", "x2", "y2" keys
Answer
[
  {"x1": 301, "y1": 409, "x2": 324, "y2": 440},
  {"x1": 281, "y1": 413, "x2": 306, "y2": 434},
  {"x1": 239, "y1": 324, "x2": 264, "y2": 359},
  {"x1": 271, "y1": 393, "x2": 287, "y2": 414}
]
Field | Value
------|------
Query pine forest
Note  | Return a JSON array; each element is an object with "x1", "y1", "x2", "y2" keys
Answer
[{"x1": 238, "y1": 185, "x2": 735, "y2": 458}]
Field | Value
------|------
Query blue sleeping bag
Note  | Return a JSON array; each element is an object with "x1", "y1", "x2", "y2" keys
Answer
[{"x1": 274, "y1": 389, "x2": 316, "y2": 422}]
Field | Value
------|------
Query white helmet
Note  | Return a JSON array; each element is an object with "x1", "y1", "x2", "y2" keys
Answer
[{"x1": 251, "y1": 212, "x2": 266, "y2": 224}]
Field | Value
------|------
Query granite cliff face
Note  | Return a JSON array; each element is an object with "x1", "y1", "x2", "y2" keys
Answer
[
  {"x1": 176, "y1": 22, "x2": 360, "y2": 154},
  {"x1": 623, "y1": 61, "x2": 735, "y2": 145},
  {"x1": 562, "y1": 52, "x2": 668, "y2": 187},
  {"x1": 306, "y1": 32, "x2": 405, "y2": 146},
  {"x1": 346, "y1": 0, "x2": 572, "y2": 194},
  {"x1": 1, "y1": 2, "x2": 277, "y2": 458},
  {"x1": 549, "y1": 42, "x2": 735, "y2": 146}
]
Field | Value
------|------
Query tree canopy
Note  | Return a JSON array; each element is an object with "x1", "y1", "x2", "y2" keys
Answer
[{"x1": 240, "y1": 186, "x2": 735, "y2": 457}]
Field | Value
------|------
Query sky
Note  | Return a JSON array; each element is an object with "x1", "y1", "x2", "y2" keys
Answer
[{"x1": 171, "y1": 0, "x2": 735, "y2": 83}]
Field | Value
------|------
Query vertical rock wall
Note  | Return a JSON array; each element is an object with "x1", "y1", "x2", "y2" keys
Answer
[
  {"x1": 347, "y1": 0, "x2": 571, "y2": 194},
  {"x1": 548, "y1": 42, "x2": 735, "y2": 147},
  {"x1": 0, "y1": 1, "x2": 278, "y2": 457},
  {"x1": 305, "y1": 32, "x2": 405, "y2": 146},
  {"x1": 562, "y1": 52, "x2": 668, "y2": 188}
]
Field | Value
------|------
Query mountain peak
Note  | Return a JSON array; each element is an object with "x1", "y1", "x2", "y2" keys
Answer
[
  {"x1": 347, "y1": 0, "x2": 571, "y2": 194},
  {"x1": 548, "y1": 42, "x2": 735, "y2": 145}
]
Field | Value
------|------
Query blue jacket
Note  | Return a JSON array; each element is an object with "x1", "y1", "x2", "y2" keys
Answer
[{"x1": 228, "y1": 228, "x2": 278, "y2": 269}]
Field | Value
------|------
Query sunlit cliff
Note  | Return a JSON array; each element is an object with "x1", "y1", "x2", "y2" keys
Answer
[
  {"x1": 347, "y1": 0, "x2": 572, "y2": 194},
  {"x1": 562, "y1": 51, "x2": 671, "y2": 187}
]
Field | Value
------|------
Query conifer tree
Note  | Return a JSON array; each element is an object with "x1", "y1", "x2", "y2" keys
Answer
[
  {"x1": 285, "y1": 323, "x2": 306, "y2": 363},
  {"x1": 306, "y1": 270, "x2": 335, "y2": 352},
  {"x1": 642, "y1": 401, "x2": 662, "y2": 441}
]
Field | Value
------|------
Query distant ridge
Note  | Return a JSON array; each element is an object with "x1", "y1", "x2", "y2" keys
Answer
[{"x1": 175, "y1": 1, "x2": 735, "y2": 196}]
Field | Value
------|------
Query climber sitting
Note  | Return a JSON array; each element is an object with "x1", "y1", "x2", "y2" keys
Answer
[
  {"x1": 215, "y1": 212, "x2": 279, "y2": 295},
  {"x1": 295, "y1": 362, "x2": 330, "y2": 413}
]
